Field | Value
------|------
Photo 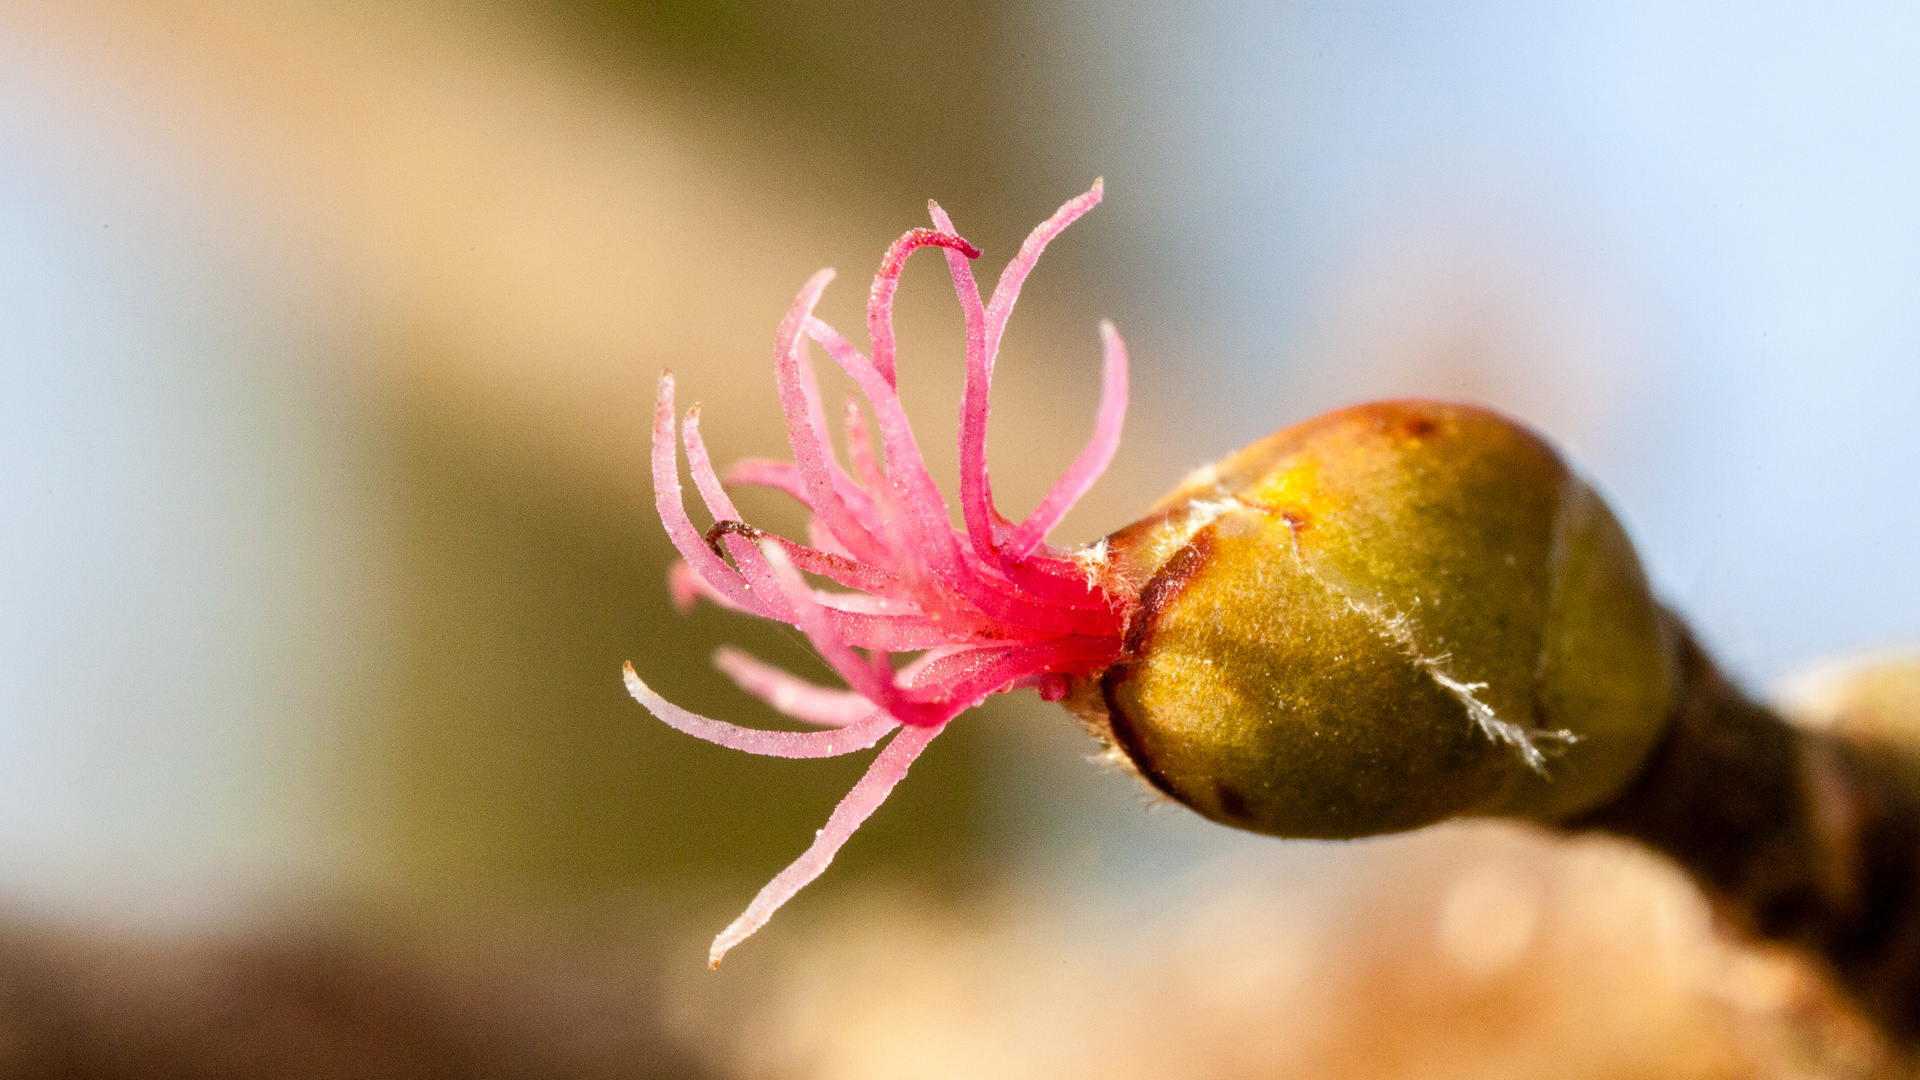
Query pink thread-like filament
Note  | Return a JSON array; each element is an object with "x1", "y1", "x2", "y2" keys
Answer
[
  {"x1": 712, "y1": 647, "x2": 878, "y2": 728},
  {"x1": 625, "y1": 183, "x2": 1131, "y2": 963},
  {"x1": 624, "y1": 663, "x2": 897, "y2": 758},
  {"x1": 705, "y1": 721, "x2": 945, "y2": 968}
]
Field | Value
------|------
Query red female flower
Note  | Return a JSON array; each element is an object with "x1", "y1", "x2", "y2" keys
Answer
[{"x1": 626, "y1": 182, "x2": 1129, "y2": 966}]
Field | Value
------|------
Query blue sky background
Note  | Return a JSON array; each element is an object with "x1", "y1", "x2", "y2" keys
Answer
[{"x1": 1037, "y1": 1, "x2": 1920, "y2": 682}]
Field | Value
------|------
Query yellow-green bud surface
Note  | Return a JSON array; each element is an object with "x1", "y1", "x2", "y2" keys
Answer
[{"x1": 1074, "y1": 401, "x2": 1677, "y2": 839}]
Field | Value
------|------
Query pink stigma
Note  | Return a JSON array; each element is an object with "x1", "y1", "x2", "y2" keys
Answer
[{"x1": 627, "y1": 181, "x2": 1129, "y2": 967}]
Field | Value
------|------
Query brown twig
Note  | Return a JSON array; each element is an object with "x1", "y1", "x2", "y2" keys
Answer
[{"x1": 1571, "y1": 616, "x2": 1920, "y2": 1044}]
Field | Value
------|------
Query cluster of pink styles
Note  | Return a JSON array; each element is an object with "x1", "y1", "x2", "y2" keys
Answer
[{"x1": 627, "y1": 181, "x2": 1130, "y2": 966}]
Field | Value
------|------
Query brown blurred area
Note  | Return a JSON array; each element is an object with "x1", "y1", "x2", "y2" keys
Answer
[
  {"x1": 0, "y1": 1, "x2": 1906, "y2": 1076},
  {"x1": 0, "y1": 827, "x2": 1897, "y2": 1078}
]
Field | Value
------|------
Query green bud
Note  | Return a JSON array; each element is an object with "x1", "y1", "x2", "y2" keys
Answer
[{"x1": 1071, "y1": 400, "x2": 1678, "y2": 839}]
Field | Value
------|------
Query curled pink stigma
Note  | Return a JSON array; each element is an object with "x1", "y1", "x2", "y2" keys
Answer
[{"x1": 626, "y1": 182, "x2": 1129, "y2": 966}]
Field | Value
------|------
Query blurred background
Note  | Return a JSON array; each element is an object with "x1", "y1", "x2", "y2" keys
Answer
[{"x1": 1, "y1": 1, "x2": 1916, "y2": 1076}]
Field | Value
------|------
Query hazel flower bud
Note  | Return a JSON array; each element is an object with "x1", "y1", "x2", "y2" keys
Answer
[
  {"x1": 632, "y1": 181, "x2": 1686, "y2": 963},
  {"x1": 1073, "y1": 400, "x2": 1679, "y2": 839}
]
